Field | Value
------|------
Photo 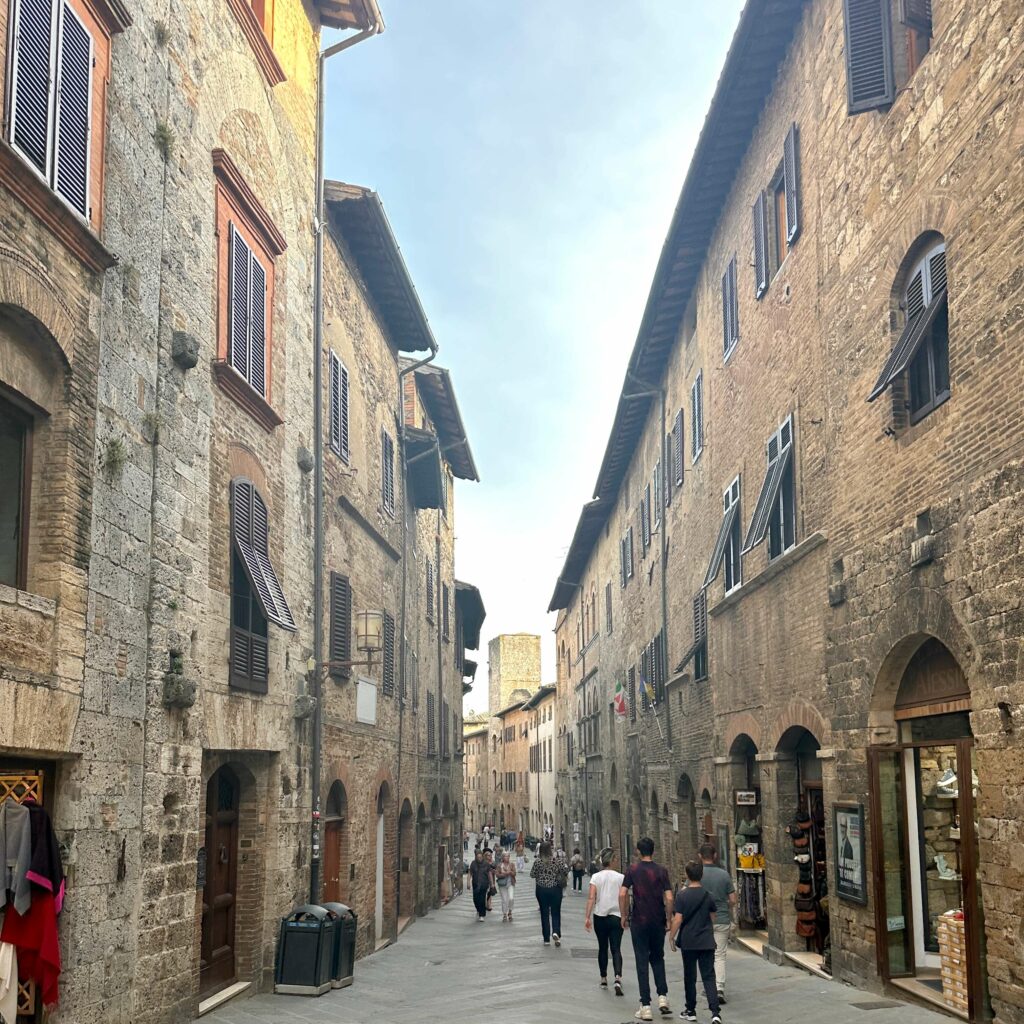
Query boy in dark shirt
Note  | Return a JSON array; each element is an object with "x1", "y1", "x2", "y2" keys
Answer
[{"x1": 670, "y1": 860, "x2": 722, "y2": 1023}]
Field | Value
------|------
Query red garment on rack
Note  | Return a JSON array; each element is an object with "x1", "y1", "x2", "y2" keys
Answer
[{"x1": 0, "y1": 892, "x2": 60, "y2": 1006}]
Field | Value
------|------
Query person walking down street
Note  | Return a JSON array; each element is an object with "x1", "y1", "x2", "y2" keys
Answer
[
  {"x1": 620, "y1": 837, "x2": 674, "y2": 1021},
  {"x1": 497, "y1": 851, "x2": 517, "y2": 921},
  {"x1": 571, "y1": 848, "x2": 586, "y2": 893},
  {"x1": 515, "y1": 841, "x2": 527, "y2": 873},
  {"x1": 484, "y1": 848, "x2": 496, "y2": 912},
  {"x1": 669, "y1": 860, "x2": 722, "y2": 1024},
  {"x1": 468, "y1": 849, "x2": 491, "y2": 921},
  {"x1": 530, "y1": 841, "x2": 568, "y2": 946},
  {"x1": 585, "y1": 847, "x2": 626, "y2": 997},
  {"x1": 698, "y1": 843, "x2": 736, "y2": 1005}
]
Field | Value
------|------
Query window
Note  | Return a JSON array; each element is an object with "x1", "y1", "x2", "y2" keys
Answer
[
  {"x1": 868, "y1": 241, "x2": 949, "y2": 423},
  {"x1": 703, "y1": 476, "x2": 741, "y2": 590},
  {"x1": 442, "y1": 582, "x2": 450, "y2": 641},
  {"x1": 0, "y1": 396, "x2": 31, "y2": 589},
  {"x1": 722, "y1": 255, "x2": 739, "y2": 357},
  {"x1": 653, "y1": 462, "x2": 662, "y2": 528},
  {"x1": 620, "y1": 528, "x2": 635, "y2": 587},
  {"x1": 902, "y1": 0, "x2": 933, "y2": 76},
  {"x1": 213, "y1": 151, "x2": 285, "y2": 429},
  {"x1": 690, "y1": 373, "x2": 704, "y2": 463},
  {"x1": 640, "y1": 482, "x2": 651, "y2": 552},
  {"x1": 225, "y1": 0, "x2": 285, "y2": 86},
  {"x1": 230, "y1": 478, "x2": 295, "y2": 692},
  {"x1": 842, "y1": 0, "x2": 896, "y2": 113},
  {"x1": 426, "y1": 560, "x2": 434, "y2": 623},
  {"x1": 723, "y1": 478, "x2": 742, "y2": 593},
  {"x1": 427, "y1": 691, "x2": 436, "y2": 753},
  {"x1": 442, "y1": 699, "x2": 450, "y2": 757},
  {"x1": 693, "y1": 593, "x2": 708, "y2": 682},
  {"x1": 8, "y1": 0, "x2": 115, "y2": 227},
  {"x1": 382, "y1": 611, "x2": 395, "y2": 695},
  {"x1": 745, "y1": 416, "x2": 796, "y2": 560},
  {"x1": 328, "y1": 572, "x2": 352, "y2": 679},
  {"x1": 381, "y1": 429, "x2": 395, "y2": 517},
  {"x1": 628, "y1": 666, "x2": 637, "y2": 723},
  {"x1": 329, "y1": 352, "x2": 350, "y2": 462},
  {"x1": 605, "y1": 581, "x2": 613, "y2": 634},
  {"x1": 672, "y1": 409, "x2": 684, "y2": 487}
]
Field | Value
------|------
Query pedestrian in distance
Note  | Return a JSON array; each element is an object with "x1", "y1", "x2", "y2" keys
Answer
[
  {"x1": 669, "y1": 860, "x2": 722, "y2": 1024},
  {"x1": 584, "y1": 847, "x2": 626, "y2": 997},
  {"x1": 620, "y1": 836, "x2": 674, "y2": 1021},
  {"x1": 497, "y1": 851, "x2": 517, "y2": 921},
  {"x1": 698, "y1": 843, "x2": 736, "y2": 1005},
  {"x1": 571, "y1": 847, "x2": 586, "y2": 893},
  {"x1": 484, "y1": 848, "x2": 496, "y2": 912},
  {"x1": 468, "y1": 848, "x2": 491, "y2": 921},
  {"x1": 530, "y1": 840, "x2": 568, "y2": 946},
  {"x1": 515, "y1": 840, "x2": 527, "y2": 873}
]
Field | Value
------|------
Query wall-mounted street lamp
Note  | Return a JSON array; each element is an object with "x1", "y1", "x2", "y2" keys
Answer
[{"x1": 309, "y1": 608, "x2": 385, "y2": 677}]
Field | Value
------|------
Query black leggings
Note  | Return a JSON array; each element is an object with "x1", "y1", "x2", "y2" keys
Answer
[
  {"x1": 572, "y1": 869, "x2": 585, "y2": 891},
  {"x1": 593, "y1": 914, "x2": 624, "y2": 978},
  {"x1": 535, "y1": 885, "x2": 563, "y2": 941}
]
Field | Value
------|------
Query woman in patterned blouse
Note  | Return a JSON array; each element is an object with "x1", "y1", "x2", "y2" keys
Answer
[{"x1": 530, "y1": 841, "x2": 568, "y2": 946}]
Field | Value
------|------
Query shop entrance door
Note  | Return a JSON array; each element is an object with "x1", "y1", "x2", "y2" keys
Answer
[{"x1": 201, "y1": 766, "x2": 239, "y2": 996}]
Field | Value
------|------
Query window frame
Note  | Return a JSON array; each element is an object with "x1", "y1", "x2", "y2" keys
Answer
[
  {"x1": 767, "y1": 417, "x2": 797, "y2": 561},
  {"x1": 723, "y1": 476, "x2": 742, "y2": 594},
  {"x1": 770, "y1": 163, "x2": 787, "y2": 275},
  {"x1": 329, "y1": 351, "x2": 350, "y2": 463},
  {"x1": 904, "y1": 244, "x2": 950, "y2": 424},
  {"x1": 691, "y1": 372, "x2": 704, "y2": 464},
  {"x1": 381, "y1": 428, "x2": 396, "y2": 517},
  {"x1": 0, "y1": 389, "x2": 34, "y2": 591}
]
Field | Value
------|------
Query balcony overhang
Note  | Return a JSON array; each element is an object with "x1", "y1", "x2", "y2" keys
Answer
[{"x1": 404, "y1": 426, "x2": 443, "y2": 509}]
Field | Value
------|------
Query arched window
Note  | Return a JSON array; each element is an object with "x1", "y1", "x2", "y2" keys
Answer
[{"x1": 869, "y1": 238, "x2": 949, "y2": 423}]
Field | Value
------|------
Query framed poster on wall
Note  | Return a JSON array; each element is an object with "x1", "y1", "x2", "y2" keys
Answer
[{"x1": 833, "y1": 802, "x2": 867, "y2": 904}]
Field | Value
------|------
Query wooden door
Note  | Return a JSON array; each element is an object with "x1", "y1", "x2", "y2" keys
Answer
[
  {"x1": 201, "y1": 766, "x2": 240, "y2": 995},
  {"x1": 323, "y1": 820, "x2": 343, "y2": 903}
]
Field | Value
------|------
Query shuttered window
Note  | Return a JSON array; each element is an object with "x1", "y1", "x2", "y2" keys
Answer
[
  {"x1": 382, "y1": 611, "x2": 395, "y2": 696},
  {"x1": 627, "y1": 667, "x2": 637, "y2": 722},
  {"x1": 329, "y1": 352, "x2": 350, "y2": 462},
  {"x1": 693, "y1": 592, "x2": 708, "y2": 681},
  {"x1": 783, "y1": 123, "x2": 801, "y2": 245},
  {"x1": 426, "y1": 560, "x2": 435, "y2": 622},
  {"x1": 744, "y1": 417, "x2": 796, "y2": 556},
  {"x1": 626, "y1": 527, "x2": 635, "y2": 581},
  {"x1": 722, "y1": 255, "x2": 739, "y2": 356},
  {"x1": 703, "y1": 479, "x2": 741, "y2": 590},
  {"x1": 843, "y1": 0, "x2": 896, "y2": 114},
  {"x1": 10, "y1": 0, "x2": 94, "y2": 219},
  {"x1": 640, "y1": 482, "x2": 651, "y2": 551},
  {"x1": 673, "y1": 409, "x2": 684, "y2": 485},
  {"x1": 753, "y1": 192, "x2": 769, "y2": 299},
  {"x1": 605, "y1": 581, "x2": 613, "y2": 634},
  {"x1": 652, "y1": 464, "x2": 661, "y2": 528},
  {"x1": 442, "y1": 583, "x2": 450, "y2": 641},
  {"x1": 228, "y1": 224, "x2": 269, "y2": 397},
  {"x1": 723, "y1": 477, "x2": 742, "y2": 593},
  {"x1": 328, "y1": 572, "x2": 352, "y2": 679},
  {"x1": 690, "y1": 373, "x2": 704, "y2": 463},
  {"x1": 427, "y1": 691, "x2": 436, "y2": 753},
  {"x1": 381, "y1": 429, "x2": 395, "y2": 517}
]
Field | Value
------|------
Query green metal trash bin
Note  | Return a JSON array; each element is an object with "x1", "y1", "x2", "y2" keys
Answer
[
  {"x1": 274, "y1": 904, "x2": 335, "y2": 996},
  {"x1": 321, "y1": 902, "x2": 357, "y2": 988}
]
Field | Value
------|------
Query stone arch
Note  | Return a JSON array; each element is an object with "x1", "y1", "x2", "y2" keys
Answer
[
  {"x1": 0, "y1": 251, "x2": 75, "y2": 365},
  {"x1": 323, "y1": 779, "x2": 349, "y2": 904},
  {"x1": 430, "y1": 793, "x2": 440, "y2": 820},
  {"x1": 882, "y1": 201, "x2": 958, "y2": 285},
  {"x1": 398, "y1": 798, "x2": 415, "y2": 918},
  {"x1": 228, "y1": 442, "x2": 271, "y2": 507},
  {"x1": 723, "y1": 713, "x2": 762, "y2": 756},
  {"x1": 769, "y1": 700, "x2": 832, "y2": 751},
  {"x1": 610, "y1": 763, "x2": 618, "y2": 792}
]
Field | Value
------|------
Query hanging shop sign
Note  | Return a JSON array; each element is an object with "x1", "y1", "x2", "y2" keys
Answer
[
  {"x1": 833, "y1": 802, "x2": 867, "y2": 904},
  {"x1": 735, "y1": 790, "x2": 758, "y2": 806}
]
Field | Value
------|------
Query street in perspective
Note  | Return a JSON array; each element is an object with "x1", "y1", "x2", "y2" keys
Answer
[{"x1": 0, "y1": 0, "x2": 1020, "y2": 1023}]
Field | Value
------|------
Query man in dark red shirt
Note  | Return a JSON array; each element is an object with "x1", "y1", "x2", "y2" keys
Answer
[{"x1": 620, "y1": 837, "x2": 674, "y2": 1020}]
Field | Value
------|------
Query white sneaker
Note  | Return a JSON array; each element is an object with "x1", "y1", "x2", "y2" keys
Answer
[
  {"x1": 659, "y1": 995, "x2": 672, "y2": 1015},
  {"x1": 635, "y1": 1006, "x2": 653, "y2": 1021},
  {"x1": 552, "y1": 932, "x2": 560, "y2": 946}
]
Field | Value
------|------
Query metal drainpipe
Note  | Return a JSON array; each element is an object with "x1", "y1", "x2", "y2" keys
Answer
[
  {"x1": 311, "y1": 11, "x2": 383, "y2": 905},
  {"x1": 395, "y1": 346, "x2": 437, "y2": 921}
]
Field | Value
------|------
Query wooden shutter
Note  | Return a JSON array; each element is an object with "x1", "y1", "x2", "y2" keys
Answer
[
  {"x1": 673, "y1": 409, "x2": 684, "y2": 485},
  {"x1": 53, "y1": 2, "x2": 92, "y2": 218},
  {"x1": 694, "y1": 591, "x2": 707, "y2": 647},
  {"x1": 228, "y1": 225, "x2": 251, "y2": 380},
  {"x1": 10, "y1": 0, "x2": 55, "y2": 178},
  {"x1": 691, "y1": 373, "x2": 704, "y2": 459},
  {"x1": 753, "y1": 192, "x2": 769, "y2": 299},
  {"x1": 339, "y1": 362, "x2": 350, "y2": 461},
  {"x1": 783, "y1": 123, "x2": 801, "y2": 244},
  {"x1": 381, "y1": 430, "x2": 395, "y2": 515},
  {"x1": 232, "y1": 479, "x2": 295, "y2": 631},
  {"x1": 652, "y1": 465, "x2": 661, "y2": 525},
  {"x1": 328, "y1": 572, "x2": 352, "y2": 677},
  {"x1": 427, "y1": 691, "x2": 436, "y2": 752},
  {"x1": 722, "y1": 256, "x2": 738, "y2": 353},
  {"x1": 619, "y1": 536, "x2": 626, "y2": 588},
  {"x1": 627, "y1": 527, "x2": 634, "y2": 579},
  {"x1": 442, "y1": 583, "x2": 450, "y2": 640},
  {"x1": 426, "y1": 560, "x2": 434, "y2": 622},
  {"x1": 898, "y1": 0, "x2": 931, "y2": 33},
  {"x1": 382, "y1": 611, "x2": 395, "y2": 695},
  {"x1": 249, "y1": 257, "x2": 267, "y2": 396},
  {"x1": 329, "y1": 353, "x2": 342, "y2": 457},
  {"x1": 843, "y1": 0, "x2": 896, "y2": 114}
]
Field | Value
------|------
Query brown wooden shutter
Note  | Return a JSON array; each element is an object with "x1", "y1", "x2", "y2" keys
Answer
[
  {"x1": 843, "y1": 0, "x2": 895, "y2": 114},
  {"x1": 328, "y1": 572, "x2": 352, "y2": 678},
  {"x1": 382, "y1": 611, "x2": 395, "y2": 695},
  {"x1": 753, "y1": 192, "x2": 769, "y2": 299},
  {"x1": 426, "y1": 561, "x2": 434, "y2": 622},
  {"x1": 783, "y1": 123, "x2": 801, "y2": 244}
]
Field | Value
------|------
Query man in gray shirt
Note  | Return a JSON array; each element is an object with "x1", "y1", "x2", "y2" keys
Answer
[{"x1": 699, "y1": 844, "x2": 737, "y2": 1003}]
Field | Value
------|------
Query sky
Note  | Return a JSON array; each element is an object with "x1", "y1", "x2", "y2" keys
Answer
[{"x1": 323, "y1": 2, "x2": 745, "y2": 714}]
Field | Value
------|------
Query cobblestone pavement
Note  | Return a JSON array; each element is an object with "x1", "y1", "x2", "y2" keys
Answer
[{"x1": 204, "y1": 859, "x2": 952, "y2": 1024}]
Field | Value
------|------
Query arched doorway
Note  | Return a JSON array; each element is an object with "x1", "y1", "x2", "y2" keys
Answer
[
  {"x1": 323, "y1": 780, "x2": 348, "y2": 903},
  {"x1": 729, "y1": 734, "x2": 765, "y2": 936},
  {"x1": 398, "y1": 799, "x2": 415, "y2": 920},
  {"x1": 201, "y1": 765, "x2": 240, "y2": 995},
  {"x1": 676, "y1": 775, "x2": 698, "y2": 872},
  {"x1": 868, "y1": 637, "x2": 988, "y2": 1017}
]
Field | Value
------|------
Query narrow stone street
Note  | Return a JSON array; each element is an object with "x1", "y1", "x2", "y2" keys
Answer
[{"x1": 204, "y1": 866, "x2": 952, "y2": 1024}]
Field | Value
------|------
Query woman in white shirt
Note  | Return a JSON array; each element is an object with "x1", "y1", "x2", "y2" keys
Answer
[{"x1": 584, "y1": 847, "x2": 626, "y2": 996}]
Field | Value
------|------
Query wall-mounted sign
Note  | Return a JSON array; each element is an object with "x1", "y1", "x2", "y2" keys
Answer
[
  {"x1": 834, "y1": 802, "x2": 867, "y2": 905},
  {"x1": 735, "y1": 790, "x2": 758, "y2": 806}
]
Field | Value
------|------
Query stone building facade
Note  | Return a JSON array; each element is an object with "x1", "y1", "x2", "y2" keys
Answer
[
  {"x1": 488, "y1": 632, "x2": 541, "y2": 712},
  {"x1": 463, "y1": 718, "x2": 489, "y2": 832},
  {"x1": 525, "y1": 685, "x2": 557, "y2": 839},
  {"x1": 0, "y1": 0, "x2": 482, "y2": 1019},
  {"x1": 550, "y1": 2, "x2": 1024, "y2": 1022}
]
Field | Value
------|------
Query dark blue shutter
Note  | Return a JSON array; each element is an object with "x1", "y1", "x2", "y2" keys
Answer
[
  {"x1": 228, "y1": 224, "x2": 251, "y2": 380},
  {"x1": 783, "y1": 123, "x2": 800, "y2": 244},
  {"x1": 843, "y1": 0, "x2": 896, "y2": 114},
  {"x1": 329, "y1": 353, "x2": 342, "y2": 456},
  {"x1": 382, "y1": 612, "x2": 395, "y2": 695},
  {"x1": 11, "y1": 0, "x2": 56, "y2": 177},
  {"x1": 753, "y1": 192, "x2": 769, "y2": 299},
  {"x1": 53, "y1": 2, "x2": 92, "y2": 218},
  {"x1": 339, "y1": 362, "x2": 350, "y2": 461},
  {"x1": 249, "y1": 256, "x2": 267, "y2": 396}
]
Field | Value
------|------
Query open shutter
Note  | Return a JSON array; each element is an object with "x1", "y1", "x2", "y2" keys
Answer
[
  {"x1": 843, "y1": 0, "x2": 895, "y2": 114},
  {"x1": 753, "y1": 192, "x2": 769, "y2": 299},
  {"x1": 249, "y1": 257, "x2": 267, "y2": 397},
  {"x1": 251, "y1": 489, "x2": 295, "y2": 630},
  {"x1": 722, "y1": 263, "x2": 733, "y2": 353},
  {"x1": 694, "y1": 592, "x2": 707, "y2": 648},
  {"x1": 10, "y1": 0, "x2": 55, "y2": 178},
  {"x1": 627, "y1": 527, "x2": 634, "y2": 579},
  {"x1": 620, "y1": 536, "x2": 626, "y2": 588},
  {"x1": 339, "y1": 362, "x2": 350, "y2": 461},
  {"x1": 328, "y1": 572, "x2": 352, "y2": 677},
  {"x1": 691, "y1": 373, "x2": 704, "y2": 460},
  {"x1": 783, "y1": 123, "x2": 801, "y2": 244},
  {"x1": 673, "y1": 409, "x2": 684, "y2": 485},
  {"x1": 426, "y1": 560, "x2": 434, "y2": 622},
  {"x1": 228, "y1": 225, "x2": 251, "y2": 380},
  {"x1": 382, "y1": 612, "x2": 395, "y2": 695},
  {"x1": 53, "y1": 2, "x2": 91, "y2": 218}
]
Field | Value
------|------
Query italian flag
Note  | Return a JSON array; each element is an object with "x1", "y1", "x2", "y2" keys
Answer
[{"x1": 613, "y1": 679, "x2": 627, "y2": 719}]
